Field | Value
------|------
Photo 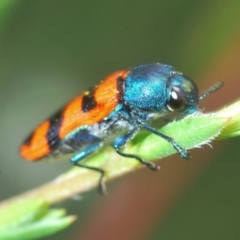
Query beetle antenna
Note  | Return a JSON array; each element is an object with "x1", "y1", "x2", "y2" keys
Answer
[{"x1": 199, "y1": 82, "x2": 224, "y2": 100}]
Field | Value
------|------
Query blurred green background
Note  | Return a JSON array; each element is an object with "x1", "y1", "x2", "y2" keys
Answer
[{"x1": 0, "y1": 1, "x2": 240, "y2": 239}]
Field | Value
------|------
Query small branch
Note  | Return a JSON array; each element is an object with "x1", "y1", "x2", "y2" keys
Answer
[{"x1": 0, "y1": 99, "x2": 239, "y2": 209}]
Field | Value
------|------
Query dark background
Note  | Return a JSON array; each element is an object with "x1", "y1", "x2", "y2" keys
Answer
[{"x1": 0, "y1": 1, "x2": 240, "y2": 239}]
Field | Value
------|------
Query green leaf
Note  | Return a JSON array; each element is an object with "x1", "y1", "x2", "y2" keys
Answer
[
  {"x1": 215, "y1": 99, "x2": 240, "y2": 140},
  {"x1": 0, "y1": 199, "x2": 76, "y2": 240},
  {"x1": 132, "y1": 114, "x2": 228, "y2": 161}
]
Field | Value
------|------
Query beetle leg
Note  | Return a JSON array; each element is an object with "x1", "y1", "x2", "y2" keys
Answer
[
  {"x1": 137, "y1": 118, "x2": 189, "y2": 159},
  {"x1": 113, "y1": 127, "x2": 160, "y2": 171},
  {"x1": 70, "y1": 141, "x2": 107, "y2": 195}
]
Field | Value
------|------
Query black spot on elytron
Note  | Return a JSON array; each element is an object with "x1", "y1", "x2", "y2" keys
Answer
[
  {"x1": 23, "y1": 109, "x2": 62, "y2": 148},
  {"x1": 117, "y1": 76, "x2": 125, "y2": 101},
  {"x1": 46, "y1": 109, "x2": 63, "y2": 150},
  {"x1": 82, "y1": 90, "x2": 97, "y2": 112},
  {"x1": 23, "y1": 133, "x2": 33, "y2": 146}
]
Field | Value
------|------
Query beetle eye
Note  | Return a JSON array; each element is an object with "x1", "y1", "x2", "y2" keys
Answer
[{"x1": 167, "y1": 86, "x2": 188, "y2": 112}]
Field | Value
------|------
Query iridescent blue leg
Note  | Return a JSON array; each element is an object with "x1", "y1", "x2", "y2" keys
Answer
[
  {"x1": 113, "y1": 128, "x2": 160, "y2": 170},
  {"x1": 70, "y1": 142, "x2": 107, "y2": 195},
  {"x1": 137, "y1": 118, "x2": 189, "y2": 159}
]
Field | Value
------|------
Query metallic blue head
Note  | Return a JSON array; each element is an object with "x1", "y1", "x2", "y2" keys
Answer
[
  {"x1": 123, "y1": 63, "x2": 199, "y2": 118},
  {"x1": 166, "y1": 73, "x2": 199, "y2": 117}
]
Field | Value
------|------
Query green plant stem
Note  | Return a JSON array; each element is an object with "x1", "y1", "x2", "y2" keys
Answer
[{"x1": 0, "y1": 99, "x2": 239, "y2": 209}]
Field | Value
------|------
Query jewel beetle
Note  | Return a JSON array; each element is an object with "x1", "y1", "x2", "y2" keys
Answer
[{"x1": 20, "y1": 63, "x2": 223, "y2": 193}]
